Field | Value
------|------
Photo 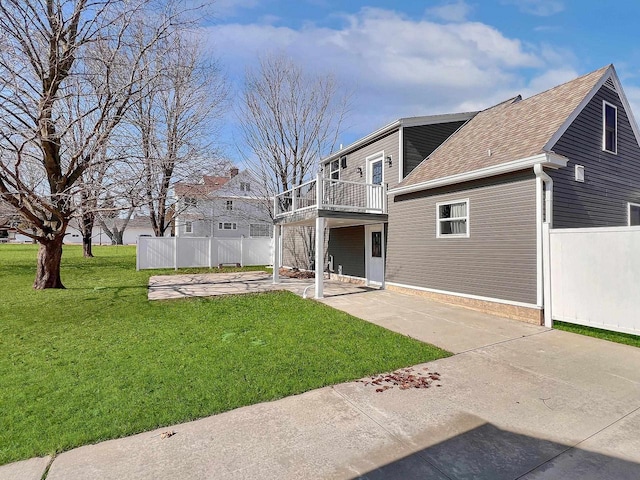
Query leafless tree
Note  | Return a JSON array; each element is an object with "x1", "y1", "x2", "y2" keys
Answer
[
  {"x1": 124, "y1": 31, "x2": 228, "y2": 237},
  {"x1": 0, "y1": 0, "x2": 192, "y2": 288},
  {"x1": 237, "y1": 53, "x2": 350, "y2": 216},
  {"x1": 237, "y1": 53, "x2": 349, "y2": 269}
]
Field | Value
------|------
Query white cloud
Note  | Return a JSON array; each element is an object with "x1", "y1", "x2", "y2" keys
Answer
[
  {"x1": 426, "y1": 1, "x2": 473, "y2": 22},
  {"x1": 502, "y1": 0, "x2": 565, "y2": 16},
  {"x1": 203, "y1": 7, "x2": 575, "y2": 145}
]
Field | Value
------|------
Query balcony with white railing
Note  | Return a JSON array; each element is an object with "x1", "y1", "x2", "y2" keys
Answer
[{"x1": 274, "y1": 174, "x2": 387, "y2": 221}]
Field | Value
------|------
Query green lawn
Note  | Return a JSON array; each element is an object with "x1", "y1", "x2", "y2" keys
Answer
[
  {"x1": 554, "y1": 321, "x2": 640, "y2": 348},
  {"x1": 0, "y1": 244, "x2": 449, "y2": 465}
]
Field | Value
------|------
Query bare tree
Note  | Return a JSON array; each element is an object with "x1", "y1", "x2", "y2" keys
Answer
[
  {"x1": 124, "y1": 31, "x2": 228, "y2": 238},
  {"x1": 237, "y1": 54, "x2": 349, "y2": 269},
  {"x1": 237, "y1": 53, "x2": 350, "y2": 216},
  {"x1": 0, "y1": 0, "x2": 186, "y2": 288}
]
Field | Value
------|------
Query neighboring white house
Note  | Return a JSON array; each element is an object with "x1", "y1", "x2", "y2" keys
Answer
[
  {"x1": 64, "y1": 216, "x2": 158, "y2": 245},
  {"x1": 174, "y1": 168, "x2": 273, "y2": 239}
]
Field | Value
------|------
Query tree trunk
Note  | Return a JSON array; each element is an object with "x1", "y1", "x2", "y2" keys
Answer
[
  {"x1": 82, "y1": 234, "x2": 93, "y2": 257},
  {"x1": 113, "y1": 230, "x2": 123, "y2": 245},
  {"x1": 34, "y1": 236, "x2": 65, "y2": 289}
]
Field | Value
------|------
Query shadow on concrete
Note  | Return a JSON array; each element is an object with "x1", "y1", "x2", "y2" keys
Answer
[{"x1": 354, "y1": 422, "x2": 640, "y2": 480}]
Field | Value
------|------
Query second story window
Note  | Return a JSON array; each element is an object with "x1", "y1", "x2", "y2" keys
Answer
[
  {"x1": 329, "y1": 159, "x2": 340, "y2": 180},
  {"x1": 603, "y1": 101, "x2": 617, "y2": 154},
  {"x1": 185, "y1": 221, "x2": 193, "y2": 233},
  {"x1": 240, "y1": 182, "x2": 251, "y2": 192},
  {"x1": 225, "y1": 200, "x2": 233, "y2": 211},
  {"x1": 184, "y1": 197, "x2": 197, "y2": 207}
]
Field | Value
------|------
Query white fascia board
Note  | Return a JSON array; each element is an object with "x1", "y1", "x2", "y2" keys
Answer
[
  {"x1": 388, "y1": 153, "x2": 568, "y2": 196},
  {"x1": 321, "y1": 112, "x2": 478, "y2": 166}
]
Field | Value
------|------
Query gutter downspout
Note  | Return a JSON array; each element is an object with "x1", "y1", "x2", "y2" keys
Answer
[{"x1": 534, "y1": 163, "x2": 553, "y2": 328}]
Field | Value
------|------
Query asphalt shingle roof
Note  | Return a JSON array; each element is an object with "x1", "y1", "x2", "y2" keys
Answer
[{"x1": 397, "y1": 65, "x2": 610, "y2": 189}]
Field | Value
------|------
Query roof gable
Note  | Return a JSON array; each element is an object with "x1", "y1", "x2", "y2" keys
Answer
[{"x1": 396, "y1": 65, "x2": 616, "y2": 191}]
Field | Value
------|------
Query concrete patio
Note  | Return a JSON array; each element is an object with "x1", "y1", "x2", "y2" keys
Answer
[{"x1": 147, "y1": 271, "x2": 373, "y2": 300}]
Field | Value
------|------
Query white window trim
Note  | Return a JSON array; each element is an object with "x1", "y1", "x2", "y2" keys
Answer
[
  {"x1": 185, "y1": 221, "x2": 193, "y2": 233},
  {"x1": 365, "y1": 151, "x2": 385, "y2": 185},
  {"x1": 218, "y1": 222, "x2": 237, "y2": 230},
  {"x1": 628, "y1": 202, "x2": 640, "y2": 226},
  {"x1": 436, "y1": 198, "x2": 470, "y2": 238},
  {"x1": 225, "y1": 200, "x2": 233, "y2": 211},
  {"x1": 602, "y1": 100, "x2": 618, "y2": 154},
  {"x1": 329, "y1": 158, "x2": 340, "y2": 180}
]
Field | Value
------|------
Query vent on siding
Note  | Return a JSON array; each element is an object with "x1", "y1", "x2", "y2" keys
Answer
[
  {"x1": 575, "y1": 164, "x2": 585, "y2": 183},
  {"x1": 604, "y1": 77, "x2": 617, "y2": 92}
]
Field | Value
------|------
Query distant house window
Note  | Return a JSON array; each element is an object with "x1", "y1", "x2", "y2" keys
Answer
[
  {"x1": 185, "y1": 221, "x2": 193, "y2": 233},
  {"x1": 603, "y1": 101, "x2": 617, "y2": 154},
  {"x1": 240, "y1": 182, "x2": 251, "y2": 192},
  {"x1": 436, "y1": 199, "x2": 469, "y2": 238},
  {"x1": 218, "y1": 222, "x2": 237, "y2": 230},
  {"x1": 629, "y1": 203, "x2": 640, "y2": 226},
  {"x1": 225, "y1": 200, "x2": 233, "y2": 210},
  {"x1": 329, "y1": 159, "x2": 340, "y2": 180},
  {"x1": 250, "y1": 224, "x2": 271, "y2": 237},
  {"x1": 184, "y1": 197, "x2": 197, "y2": 207}
]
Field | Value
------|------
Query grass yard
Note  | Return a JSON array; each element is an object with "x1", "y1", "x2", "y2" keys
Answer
[
  {"x1": 554, "y1": 321, "x2": 640, "y2": 348},
  {"x1": 0, "y1": 244, "x2": 449, "y2": 465}
]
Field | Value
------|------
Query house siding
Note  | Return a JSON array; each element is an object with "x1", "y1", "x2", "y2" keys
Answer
[
  {"x1": 387, "y1": 171, "x2": 538, "y2": 305},
  {"x1": 327, "y1": 226, "x2": 365, "y2": 278},
  {"x1": 550, "y1": 84, "x2": 640, "y2": 227},
  {"x1": 403, "y1": 121, "x2": 467, "y2": 178},
  {"x1": 327, "y1": 130, "x2": 400, "y2": 189}
]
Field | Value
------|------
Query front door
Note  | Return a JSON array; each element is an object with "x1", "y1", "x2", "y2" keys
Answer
[{"x1": 365, "y1": 224, "x2": 385, "y2": 286}]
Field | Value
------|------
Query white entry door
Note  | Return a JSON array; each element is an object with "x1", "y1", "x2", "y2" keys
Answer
[{"x1": 365, "y1": 224, "x2": 385, "y2": 286}]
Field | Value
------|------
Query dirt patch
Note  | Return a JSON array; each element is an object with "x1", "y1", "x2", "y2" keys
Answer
[
  {"x1": 279, "y1": 267, "x2": 315, "y2": 279},
  {"x1": 358, "y1": 367, "x2": 442, "y2": 392}
]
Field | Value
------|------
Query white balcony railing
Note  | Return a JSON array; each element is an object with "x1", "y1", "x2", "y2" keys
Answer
[{"x1": 274, "y1": 174, "x2": 387, "y2": 218}]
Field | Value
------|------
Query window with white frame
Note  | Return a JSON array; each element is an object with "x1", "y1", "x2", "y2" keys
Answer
[
  {"x1": 603, "y1": 101, "x2": 617, "y2": 154},
  {"x1": 225, "y1": 200, "x2": 233, "y2": 210},
  {"x1": 218, "y1": 222, "x2": 237, "y2": 230},
  {"x1": 629, "y1": 203, "x2": 640, "y2": 226},
  {"x1": 250, "y1": 223, "x2": 271, "y2": 237},
  {"x1": 240, "y1": 182, "x2": 251, "y2": 192},
  {"x1": 184, "y1": 197, "x2": 197, "y2": 207},
  {"x1": 329, "y1": 159, "x2": 340, "y2": 180},
  {"x1": 185, "y1": 221, "x2": 193, "y2": 233},
  {"x1": 436, "y1": 199, "x2": 469, "y2": 237}
]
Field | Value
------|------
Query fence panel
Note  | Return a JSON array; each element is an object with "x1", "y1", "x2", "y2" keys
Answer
[
  {"x1": 242, "y1": 237, "x2": 273, "y2": 266},
  {"x1": 138, "y1": 237, "x2": 273, "y2": 270},
  {"x1": 137, "y1": 237, "x2": 175, "y2": 269},
  {"x1": 216, "y1": 239, "x2": 241, "y2": 265},
  {"x1": 176, "y1": 237, "x2": 210, "y2": 268},
  {"x1": 548, "y1": 226, "x2": 640, "y2": 335}
]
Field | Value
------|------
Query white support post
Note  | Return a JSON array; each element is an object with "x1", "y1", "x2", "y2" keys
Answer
[
  {"x1": 382, "y1": 183, "x2": 388, "y2": 213},
  {"x1": 208, "y1": 237, "x2": 212, "y2": 269},
  {"x1": 174, "y1": 235, "x2": 178, "y2": 270},
  {"x1": 240, "y1": 236, "x2": 244, "y2": 267},
  {"x1": 292, "y1": 187, "x2": 297, "y2": 213},
  {"x1": 315, "y1": 216, "x2": 325, "y2": 299},
  {"x1": 316, "y1": 173, "x2": 323, "y2": 208},
  {"x1": 273, "y1": 224, "x2": 280, "y2": 284},
  {"x1": 542, "y1": 222, "x2": 553, "y2": 328}
]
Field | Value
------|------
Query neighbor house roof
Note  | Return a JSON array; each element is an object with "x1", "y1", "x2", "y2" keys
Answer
[
  {"x1": 174, "y1": 175, "x2": 231, "y2": 198},
  {"x1": 393, "y1": 65, "x2": 616, "y2": 193}
]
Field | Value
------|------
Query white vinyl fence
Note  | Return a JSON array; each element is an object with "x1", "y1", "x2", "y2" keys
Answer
[
  {"x1": 137, "y1": 236, "x2": 273, "y2": 270},
  {"x1": 544, "y1": 225, "x2": 640, "y2": 335}
]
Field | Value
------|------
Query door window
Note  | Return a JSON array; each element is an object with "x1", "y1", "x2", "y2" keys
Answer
[{"x1": 371, "y1": 231, "x2": 382, "y2": 258}]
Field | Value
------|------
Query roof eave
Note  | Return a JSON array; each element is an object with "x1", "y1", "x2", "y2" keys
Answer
[{"x1": 388, "y1": 153, "x2": 569, "y2": 196}]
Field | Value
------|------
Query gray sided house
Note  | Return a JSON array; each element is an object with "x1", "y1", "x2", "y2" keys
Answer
[
  {"x1": 175, "y1": 168, "x2": 273, "y2": 240},
  {"x1": 274, "y1": 64, "x2": 640, "y2": 324}
]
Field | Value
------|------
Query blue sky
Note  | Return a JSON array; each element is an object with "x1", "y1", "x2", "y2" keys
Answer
[{"x1": 201, "y1": 0, "x2": 640, "y2": 162}]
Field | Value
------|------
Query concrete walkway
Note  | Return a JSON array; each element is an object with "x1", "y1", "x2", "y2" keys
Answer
[{"x1": 4, "y1": 290, "x2": 640, "y2": 479}]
